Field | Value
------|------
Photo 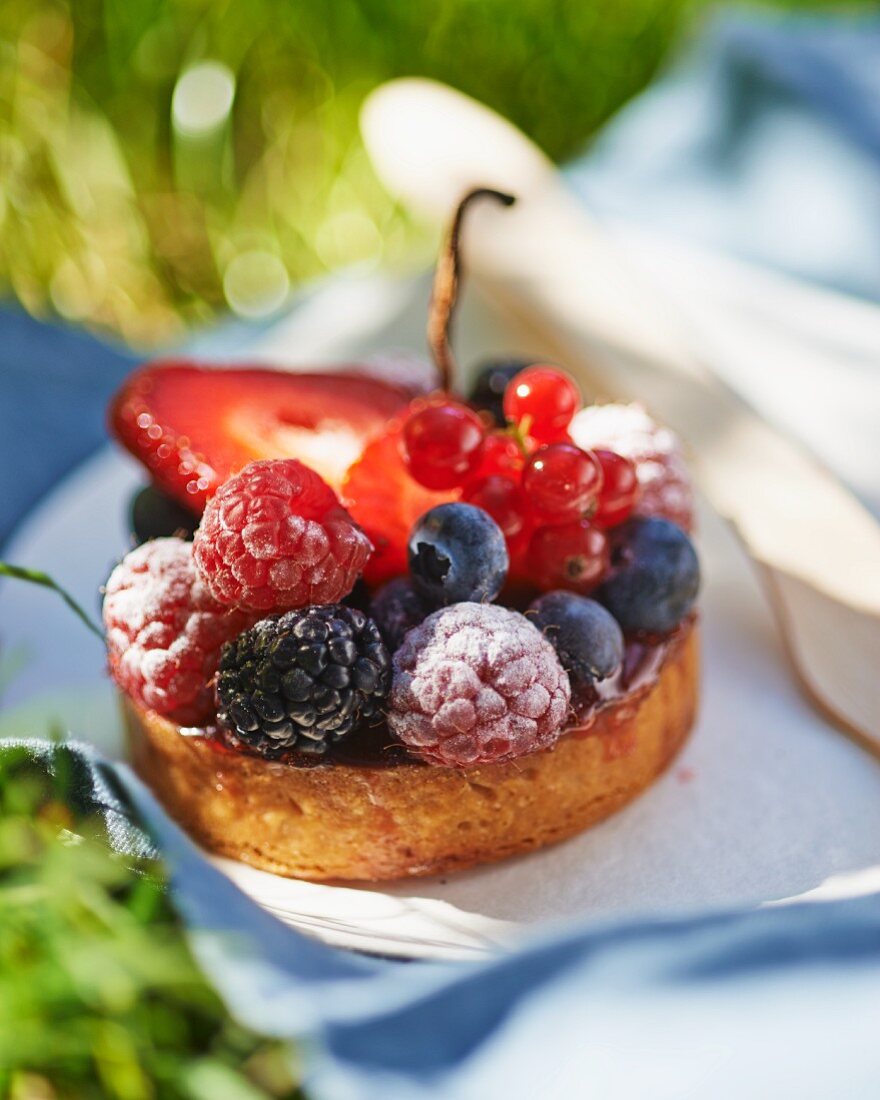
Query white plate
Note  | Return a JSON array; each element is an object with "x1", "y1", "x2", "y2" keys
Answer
[
  {"x1": 4, "y1": 443, "x2": 880, "y2": 959},
  {"x1": 3, "y1": 267, "x2": 880, "y2": 960}
]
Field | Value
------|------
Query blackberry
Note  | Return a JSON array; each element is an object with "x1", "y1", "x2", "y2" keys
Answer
[
  {"x1": 467, "y1": 356, "x2": 535, "y2": 425},
  {"x1": 216, "y1": 604, "x2": 390, "y2": 758}
]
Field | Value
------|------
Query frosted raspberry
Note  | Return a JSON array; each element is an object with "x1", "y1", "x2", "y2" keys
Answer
[
  {"x1": 388, "y1": 603, "x2": 571, "y2": 768},
  {"x1": 103, "y1": 538, "x2": 255, "y2": 724},
  {"x1": 570, "y1": 403, "x2": 694, "y2": 531},
  {"x1": 193, "y1": 459, "x2": 371, "y2": 612}
]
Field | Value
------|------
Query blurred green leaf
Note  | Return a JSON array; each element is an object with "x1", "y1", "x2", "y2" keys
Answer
[
  {"x1": 0, "y1": 747, "x2": 301, "y2": 1097},
  {"x1": 3, "y1": 0, "x2": 862, "y2": 346},
  {"x1": 0, "y1": 562, "x2": 104, "y2": 639}
]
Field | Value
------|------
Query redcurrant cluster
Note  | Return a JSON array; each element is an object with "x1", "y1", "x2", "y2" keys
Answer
[{"x1": 399, "y1": 366, "x2": 640, "y2": 593}]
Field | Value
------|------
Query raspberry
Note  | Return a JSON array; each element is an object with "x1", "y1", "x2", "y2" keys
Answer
[
  {"x1": 570, "y1": 403, "x2": 694, "y2": 531},
  {"x1": 388, "y1": 603, "x2": 571, "y2": 768},
  {"x1": 193, "y1": 459, "x2": 371, "y2": 612},
  {"x1": 342, "y1": 420, "x2": 458, "y2": 585},
  {"x1": 103, "y1": 538, "x2": 255, "y2": 724}
]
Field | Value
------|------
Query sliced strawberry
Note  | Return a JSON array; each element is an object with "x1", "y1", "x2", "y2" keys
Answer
[
  {"x1": 110, "y1": 361, "x2": 413, "y2": 513},
  {"x1": 342, "y1": 418, "x2": 459, "y2": 585}
]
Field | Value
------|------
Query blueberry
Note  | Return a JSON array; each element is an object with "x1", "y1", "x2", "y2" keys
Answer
[
  {"x1": 598, "y1": 517, "x2": 700, "y2": 635},
  {"x1": 130, "y1": 485, "x2": 198, "y2": 544},
  {"x1": 371, "y1": 577, "x2": 429, "y2": 650},
  {"x1": 467, "y1": 356, "x2": 535, "y2": 425},
  {"x1": 528, "y1": 591, "x2": 624, "y2": 692},
  {"x1": 408, "y1": 503, "x2": 509, "y2": 606}
]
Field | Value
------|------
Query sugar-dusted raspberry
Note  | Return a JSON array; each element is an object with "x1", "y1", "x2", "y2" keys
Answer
[
  {"x1": 388, "y1": 603, "x2": 571, "y2": 768},
  {"x1": 570, "y1": 403, "x2": 694, "y2": 531},
  {"x1": 103, "y1": 538, "x2": 255, "y2": 724},
  {"x1": 193, "y1": 459, "x2": 371, "y2": 612}
]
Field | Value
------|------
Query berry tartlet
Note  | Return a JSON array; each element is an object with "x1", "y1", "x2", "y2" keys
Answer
[{"x1": 107, "y1": 190, "x2": 700, "y2": 881}]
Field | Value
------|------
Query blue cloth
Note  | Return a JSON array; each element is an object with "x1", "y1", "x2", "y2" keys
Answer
[
  {"x1": 0, "y1": 307, "x2": 136, "y2": 549},
  {"x1": 569, "y1": 9, "x2": 880, "y2": 302},
  {"x1": 5, "y1": 738, "x2": 880, "y2": 1099},
  {"x1": 4, "y1": 9, "x2": 880, "y2": 1097}
]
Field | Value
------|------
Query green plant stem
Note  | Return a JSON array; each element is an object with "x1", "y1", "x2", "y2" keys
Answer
[{"x1": 0, "y1": 562, "x2": 104, "y2": 640}]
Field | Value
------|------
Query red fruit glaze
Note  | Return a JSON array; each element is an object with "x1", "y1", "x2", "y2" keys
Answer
[
  {"x1": 342, "y1": 419, "x2": 458, "y2": 585},
  {"x1": 522, "y1": 443, "x2": 603, "y2": 522},
  {"x1": 110, "y1": 361, "x2": 412, "y2": 511},
  {"x1": 401, "y1": 399, "x2": 485, "y2": 490},
  {"x1": 503, "y1": 366, "x2": 581, "y2": 443},
  {"x1": 593, "y1": 449, "x2": 640, "y2": 527},
  {"x1": 103, "y1": 538, "x2": 256, "y2": 724},
  {"x1": 193, "y1": 459, "x2": 371, "y2": 612},
  {"x1": 527, "y1": 520, "x2": 609, "y2": 594},
  {"x1": 463, "y1": 475, "x2": 528, "y2": 542}
]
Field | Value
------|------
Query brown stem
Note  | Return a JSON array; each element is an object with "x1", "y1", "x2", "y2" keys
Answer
[{"x1": 427, "y1": 187, "x2": 516, "y2": 392}]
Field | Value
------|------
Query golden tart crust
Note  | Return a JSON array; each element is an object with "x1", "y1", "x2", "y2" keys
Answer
[{"x1": 123, "y1": 625, "x2": 698, "y2": 882}]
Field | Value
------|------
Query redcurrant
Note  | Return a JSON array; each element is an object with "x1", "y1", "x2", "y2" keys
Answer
[
  {"x1": 523, "y1": 443, "x2": 603, "y2": 522},
  {"x1": 503, "y1": 365, "x2": 581, "y2": 442},
  {"x1": 468, "y1": 431, "x2": 526, "y2": 483},
  {"x1": 401, "y1": 400, "x2": 485, "y2": 490},
  {"x1": 593, "y1": 449, "x2": 640, "y2": 527},
  {"x1": 463, "y1": 475, "x2": 528, "y2": 542},
  {"x1": 528, "y1": 520, "x2": 609, "y2": 594}
]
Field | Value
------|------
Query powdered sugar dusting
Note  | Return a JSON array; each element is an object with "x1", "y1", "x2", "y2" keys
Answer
[
  {"x1": 193, "y1": 459, "x2": 371, "y2": 611},
  {"x1": 571, "y1": 403, "x2": 694, "y2": 531},
  {"x1": 103, "y1": 538, "x2": 256, "y2": 723},
  {"x1": 388, "y1": 603, "x2": 571, "y2": 768}
]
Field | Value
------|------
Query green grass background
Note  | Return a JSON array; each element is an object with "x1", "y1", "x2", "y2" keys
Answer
[
  {"x1": 1, "y1": 0, "x2": 864, "y2": 347},
  {"x1": 0, "y1": 746, "x2": 300, "y2": 1099}
]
